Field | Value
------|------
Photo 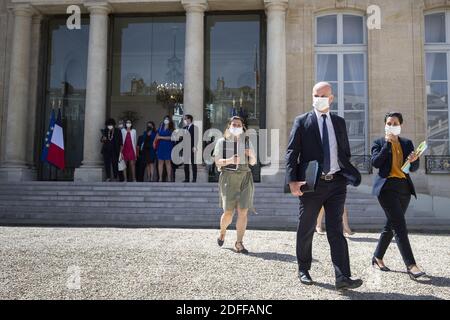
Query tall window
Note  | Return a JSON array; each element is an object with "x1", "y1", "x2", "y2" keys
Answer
[
  {"x1": 425, "y1": 11, "x2": 450, "y2": 155},
  {"x1": 315, "y1": 13, "x2": 368, "y2": 155},
  {"x1": 204, "y1": 14, "x2": 264, "y2": 132},
  {"x1": 111, "y1": 16, "x2": 186, "y2": 133}
]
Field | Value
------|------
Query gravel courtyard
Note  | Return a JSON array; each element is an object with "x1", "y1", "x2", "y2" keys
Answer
[{"x1": 0, "y1": 227, "x2": 449, "y2": 300}]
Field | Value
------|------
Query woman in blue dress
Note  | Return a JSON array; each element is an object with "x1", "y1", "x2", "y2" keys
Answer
[{"x1": 155, "y1": 115, "x2": 175, "y2": 182}]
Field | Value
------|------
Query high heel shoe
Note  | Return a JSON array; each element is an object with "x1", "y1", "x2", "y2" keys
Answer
[
  {"x1": 372, "y1": 257, "x2": 390, "y2": 272},
  {"x1": 235, "y1": 241, "x2": 249, "y2": 254},
  {"x1": 407, "y1": 266, "x2": 425, "y2": 280},
  {"x1": 217, "y1": 233, "x2": 225, "y2": 247}
]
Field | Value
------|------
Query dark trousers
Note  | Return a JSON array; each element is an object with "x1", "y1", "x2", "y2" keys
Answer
[
  {"x1": 374, "y1": 178, "x2": 416, "y2": 267},
  {"x1": 184, "y1": 152, "x2": 197, "y2": 182},
  {"x1": 103, "y1": 150, "x2": 119, "y2": 180},
  {"x1": 296, "y1": 174, "x2": 351, "y2": 281}
]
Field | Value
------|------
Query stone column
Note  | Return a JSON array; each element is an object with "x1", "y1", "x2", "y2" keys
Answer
[
  {"x1": 0, "y1": 5, "x2": 35, "y2": 181},
  {"x1": 74, "y1": 2, "x2": 112, "y2": 182},
  {"x1": 181, "y1": 0, "x2": 208, "y2": 182},
  {"x1": 263, "y1": 0, "x2": 288, "y2": 183},
  {"x1": 26, "y1": 15, "x2": 43, "y2": 177}
]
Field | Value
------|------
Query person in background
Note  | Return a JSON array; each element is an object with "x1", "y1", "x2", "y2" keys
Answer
[
  {"x1": 121, "y1": 119, "x2": 137, "y2": 182},
  {"x1": 117, "y1": 119, "x2": 126, "y2": 182},
  {"x1": 183, "y1": 114, "x2": 198, "y2": 183},
  {"x1": 155, "y1": 115, "x2": 175, "y2": 182},
  {"x1": 101, "y1": 118, "x2": 123, "y2": 182},
  {"x1": 118, "y1": 119, "x2": 124, "y2": 130},
  {"x1": 316, "y1": 206, "x2": 354, "y2": 237},
  {"x1": 371, "y1": 112, "x2": 425, "y2": 279},
  {"x1": 136, "y1": 131, "x2": 145, "y2": 182},
  {"x1": 143, "y1": 121, "x2": 157, "y2": 182}
]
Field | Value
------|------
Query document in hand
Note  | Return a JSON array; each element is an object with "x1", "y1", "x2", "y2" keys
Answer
[{"x1": 401, "y1": 141, "x2": 428, "y2": 174}]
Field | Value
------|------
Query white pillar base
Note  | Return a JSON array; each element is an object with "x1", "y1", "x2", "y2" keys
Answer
[
  {"x1": 0, "y1": 166, "x2": 36, "y2": 182},
  {"x1": 74, "y1": 167, "x2": 104, "y2": 182}
]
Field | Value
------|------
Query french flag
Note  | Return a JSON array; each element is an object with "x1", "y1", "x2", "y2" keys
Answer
[{"x1": 46, "y1": 109, "x2": 65, "y2": 170}]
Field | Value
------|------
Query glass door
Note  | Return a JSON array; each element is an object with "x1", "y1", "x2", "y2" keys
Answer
[{"x1": 38, "y1": 18, "x2": 90, "y2": 181}]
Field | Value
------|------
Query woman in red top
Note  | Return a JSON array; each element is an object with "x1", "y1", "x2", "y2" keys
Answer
[{"x1": 121, "y1": 119, "x2": 137, "y2": 182}]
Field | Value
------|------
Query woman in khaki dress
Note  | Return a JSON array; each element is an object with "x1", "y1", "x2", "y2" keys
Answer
[{"x1": 214, "y1": 116, "x2": 257, "y2": 254}]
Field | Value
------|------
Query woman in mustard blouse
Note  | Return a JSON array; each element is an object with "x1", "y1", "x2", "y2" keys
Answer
[{"x1": 371, "y1": 112, "x2": 425, "y2": 279}]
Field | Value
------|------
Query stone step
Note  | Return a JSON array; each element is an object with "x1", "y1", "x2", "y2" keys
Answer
[
  {"x1": 1, "y1": 182, "x2": 442, "y2": 230},
  {"x1": 0, "y1": 205, "x2": 433, "y2": 220},
  {"x1": 0, "y1": 213, "x2": 448, "y2": 231},
  {"x1": 0, "y1": 183, "x2": 375, "y2": 196},
  {"x1": 0, "y1": 201, "x2": 380, "y2": 214},
  {"x1": 0, "y1": 195, "x2": 379, "y2": 210},
  {"x1": 0, "y1": 189, "x2": 375, "y2": 199}
]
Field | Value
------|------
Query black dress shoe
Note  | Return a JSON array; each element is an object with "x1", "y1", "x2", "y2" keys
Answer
[
  {"x1": 407, "y1": 267, "x2": 426, "y2": 280},
  {"x1": 372, "y1": 257, "x2": 390, "y2": 272},
  {"x1": 298, "y1": 270, "x2": 314, "y2": 285},
  {"x1": 335, "y1": 277, "x2": 363, "y2": 291},
  {"x1": 182, "y1": 179, "x2": 189, "y2": 183}
]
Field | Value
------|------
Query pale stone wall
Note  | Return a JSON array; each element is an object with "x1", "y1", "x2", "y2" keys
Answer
[{"x1": 286, "y1": 0, "x2": 432, "y2": 190}]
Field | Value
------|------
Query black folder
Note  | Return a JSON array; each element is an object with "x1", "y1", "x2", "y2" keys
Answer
[
  {"x1": 300, "y1": 160, "x2": 320, "y2": 193},
  {"x1": 223, "y1": 140, "x2": 238, "y2": 171},
  {"x1": 284, "y1": 160, "x2": 320, "y2": 194}
]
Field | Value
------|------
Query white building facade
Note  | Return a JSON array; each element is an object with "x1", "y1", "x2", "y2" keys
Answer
[{"x1": 0, "y1": 0, "x2": 449, "y2": 217}]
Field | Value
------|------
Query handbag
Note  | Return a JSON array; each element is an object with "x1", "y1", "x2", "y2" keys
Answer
[
  {"x1": 153, "y1": 138, "x2": 160, "y2": 151},
  {"x1": 118, "y1": 153, "x2": 127, "y2": 171}
]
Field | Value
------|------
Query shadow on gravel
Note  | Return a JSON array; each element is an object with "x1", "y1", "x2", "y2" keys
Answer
[
  {"x1": 313, "y1": 281, "x2": 443, "y2": 300},
  {"x1": 346, "y1": 236, "x2": 379, "y2": 243},
  {"x1": 222, "y1": 248, "x2": 318, "y2": 264},
  {"x1": 340, "y1": 291, "x2": 443, "y2": 300},
  {"x1": 378, "y1": 271, "x2": 450, "y2": 288},
  {"x1": 411, "y1": 275, "x2": 450, "y2": 288}
]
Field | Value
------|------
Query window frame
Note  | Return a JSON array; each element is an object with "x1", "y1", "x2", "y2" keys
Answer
[
  {"x1": 424, "y1": 10, "x2": 450, "y2": 155},
  {"x1": 314, "y1": 12, "x2": 369, "y2": 155}
]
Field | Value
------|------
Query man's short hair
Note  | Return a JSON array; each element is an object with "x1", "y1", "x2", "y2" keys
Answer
[
  {"x1": 313, "y1": 81, "x2": 332, "y2": 93},
  {"x1": 384, "y1": 112, "x2": 403, "y2": 124}
]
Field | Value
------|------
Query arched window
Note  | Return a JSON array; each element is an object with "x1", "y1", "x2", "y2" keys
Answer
[
  {"x1": 315, "y1": 13, "x2": 368, "y2": 155},
  {"x1": 425, "y1": 11, "x2": 450, "y2": 155}
]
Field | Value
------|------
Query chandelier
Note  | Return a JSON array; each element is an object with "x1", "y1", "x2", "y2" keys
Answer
[{"x1": 156, "y1": 82, "x2": 184, "y2": 105}]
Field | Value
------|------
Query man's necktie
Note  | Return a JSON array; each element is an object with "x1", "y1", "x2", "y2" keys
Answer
[{"x1": 321, "y1": 114, "x2": 330, "y2": 175}]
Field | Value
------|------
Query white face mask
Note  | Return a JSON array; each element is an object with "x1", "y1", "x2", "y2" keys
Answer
[
  {"x1": 385, "y1": 125, "x2": 401, "y2": 136},
  {"x1": 126, "y1": 123, "x2": 132, "y2": 128},
  {"x1": 118, "y1": 124, "x2": 123, "y2": 129},
  {"x1": 229, "y1": 127, "x2": 243, "y2": 136},
  {"x1": 164, "y1": 119, "x2": 170, "y2": 125},
  {"x1": 313, "y1": 97, "x2": 330, "y2": 112},
  {"x1": 107, "y1": 125, "x2": 113, "y2": 130}
]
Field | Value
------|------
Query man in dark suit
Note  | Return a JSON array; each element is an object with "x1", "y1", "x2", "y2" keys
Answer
[
  {"x1": 101, "y1": 118, "x2": 123, "y2": 182},
  {"x1": 285, "y1": 82, "x2": 363, "y2": 290},
  {"x1": 183, "y1": 114, "x2": 198, "y2": 183}
]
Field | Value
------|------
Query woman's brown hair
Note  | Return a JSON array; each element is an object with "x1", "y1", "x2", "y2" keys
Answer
[{"x1": 224, "y1": 116, "x2": 247, "y2": 139}]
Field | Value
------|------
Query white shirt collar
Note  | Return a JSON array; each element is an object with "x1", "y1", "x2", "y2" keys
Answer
[{"x1": 313, "y1": 108, "x2": 331, "y2": 121}]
